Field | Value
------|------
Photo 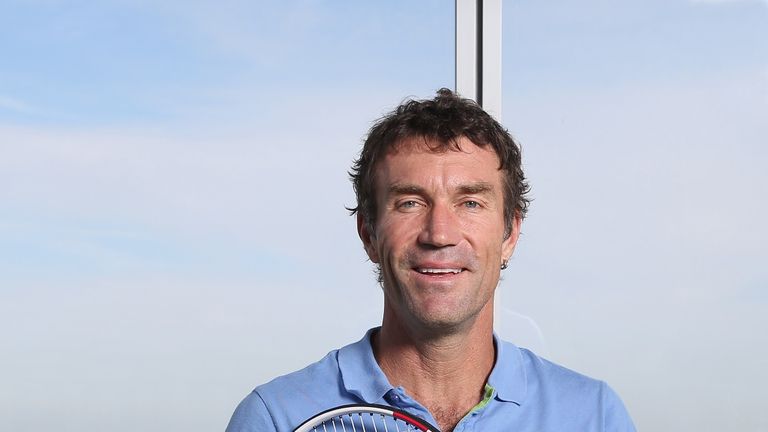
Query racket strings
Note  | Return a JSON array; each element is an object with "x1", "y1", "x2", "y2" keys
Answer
[{"x1": 311, "y1": 413, "x2": 419, "y2": 432}]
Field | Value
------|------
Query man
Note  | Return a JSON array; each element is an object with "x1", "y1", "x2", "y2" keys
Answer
[{"x1": 226, "y1": 89, "x2": 635, "y2": 431}]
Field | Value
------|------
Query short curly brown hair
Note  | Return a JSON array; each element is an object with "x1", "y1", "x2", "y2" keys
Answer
[{"x1": 349, "y1": 88, "x2": 530, "y2": 238}]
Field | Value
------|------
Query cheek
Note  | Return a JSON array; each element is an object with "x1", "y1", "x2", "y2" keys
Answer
[
  {"x1": 466, "y1": 218, "x2": 506, "y2": 246},
  {"x1": 376, "y1": 225, "x2": 415, "y2": 267},
  {"x1": 377, "y1": 215, "x2": 416, "y2": 244}
]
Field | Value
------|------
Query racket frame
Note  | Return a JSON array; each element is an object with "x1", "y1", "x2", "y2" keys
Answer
[{"x1": 293, "y1": 403, "x2": 440, "y2": 432}]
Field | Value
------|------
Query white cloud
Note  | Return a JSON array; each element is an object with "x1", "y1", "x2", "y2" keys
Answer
[{"x1": 0, "y1": 95, "x2": 37, "y2": 115}]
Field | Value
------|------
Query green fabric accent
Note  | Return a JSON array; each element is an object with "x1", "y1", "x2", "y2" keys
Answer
[
  {"x1": 455, "y1": 383, "x2": 495, "y2": 429},
  {"x1": 470, "y1": 383, "x2": 495, "y2": 412}
]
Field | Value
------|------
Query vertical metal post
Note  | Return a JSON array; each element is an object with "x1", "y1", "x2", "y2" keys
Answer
[
  {"x1": 456, "y1": 0, "x2": 478, "y2": 103},
  {"x1": 455, "y1": 0, "x2": 502, "y2": 120}
]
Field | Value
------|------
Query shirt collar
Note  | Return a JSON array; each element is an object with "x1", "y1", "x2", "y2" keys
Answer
[
  {"x1": 488, "y1": 333, "x2": 528, "y2": 404},
  {"x1": 338, "y1": 327, "x2": 394, "y2": 402},
  {"x1": 338, "y1": 328, "x2": 528, "y2": 405}
]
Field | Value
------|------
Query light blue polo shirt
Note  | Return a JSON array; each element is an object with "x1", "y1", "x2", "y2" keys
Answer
[{"x1": 226, "y1": 328, "x2": 636, "y2": 431}]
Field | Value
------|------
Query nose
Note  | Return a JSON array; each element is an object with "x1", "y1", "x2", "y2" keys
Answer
[{"x1": 417, "y1": 202, "x2": 461, "y2": 248}]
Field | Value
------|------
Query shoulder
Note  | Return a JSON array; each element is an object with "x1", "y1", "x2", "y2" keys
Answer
[
  {"x1": 495, "y1": 340, "x2": 636, "y2": 431},
  {"x1": 225, "y1": 390, "x2": 274, "y2": 432},
  {"x1": 517, "y1": 346, "x2": 605, "y2": 396},
  {"x1": 493, "y1": 338, "x2": 606, "y2": 401},
  {"x1": 226, "y1": 330, "x2": 382, "y2": 432},
  {"x1": 226, "y1": 350, "x2": 344, "y2": 432},
  {"x1": 258, "y1": 349, "x2": 344, "y2": 397}
]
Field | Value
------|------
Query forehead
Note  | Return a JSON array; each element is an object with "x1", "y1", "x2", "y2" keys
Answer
[{"x1": 375, "y1": 136, "x2": 503, "y2": 190}]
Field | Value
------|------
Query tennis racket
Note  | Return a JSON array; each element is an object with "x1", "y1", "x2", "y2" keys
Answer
[{"x1": 294, "y1": 403, "x2": 440, "y2": 432}]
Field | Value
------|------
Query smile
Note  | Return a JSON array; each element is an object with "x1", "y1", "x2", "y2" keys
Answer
[{"x1": 416, "y1": 268, "x2": 464, "y2": 275}]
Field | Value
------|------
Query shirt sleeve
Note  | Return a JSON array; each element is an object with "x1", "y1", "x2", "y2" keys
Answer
[
  {"x1": 601, "y1": 382, "x2": 637, "y2": 432},
  {"x1": 225, "y1": 391, "x2": 277, "y2": 432}
]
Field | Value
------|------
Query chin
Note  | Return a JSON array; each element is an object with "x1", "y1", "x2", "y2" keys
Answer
[{"x1": 411, "y1": 309, "x2": 476, "y2": 332}]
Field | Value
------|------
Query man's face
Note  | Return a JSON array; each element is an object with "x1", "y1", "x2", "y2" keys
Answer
[{"x1": 359, "y1": 137, "x2": 521, "y2": 332}]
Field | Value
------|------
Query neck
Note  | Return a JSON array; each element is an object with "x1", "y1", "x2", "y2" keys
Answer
[{"x1": 373, "y1": 304, "x2": 496, "y2": 431}]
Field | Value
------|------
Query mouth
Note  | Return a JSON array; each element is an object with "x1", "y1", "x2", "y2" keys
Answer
[
  {"x1": 412, "y1": 266, "x2": 467, "y2": 280},
  {"x1": 416, "y1": 267, "x2": 464, "y2": 275}
]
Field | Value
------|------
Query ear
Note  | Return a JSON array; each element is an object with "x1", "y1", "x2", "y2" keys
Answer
[
  {"x1": 357, "y1": 213, "x2": 380, "y2": 263},
  {"x1": 501, "y1": 212, "x2": 522, "y2": 263}
]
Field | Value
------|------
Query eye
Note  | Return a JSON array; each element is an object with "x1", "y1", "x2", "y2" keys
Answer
[
  {"x1": 398, "y1": 200, "x2": 420, "y2": 209},
  {"x1": 464, "y1": 200, "x2": 480, "y2": 209}
]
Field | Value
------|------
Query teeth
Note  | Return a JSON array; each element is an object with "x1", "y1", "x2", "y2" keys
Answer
[{"x1": 418, "y1": 268, "x2": 462, "y2": 274}]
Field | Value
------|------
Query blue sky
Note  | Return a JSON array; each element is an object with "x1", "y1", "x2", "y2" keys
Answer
[
  {"x1": 0, "y1": 1, "x2": 455, "y2": 126},
  {"x1": 1, "y1": 1, "x2": 766, "y2": 431}
]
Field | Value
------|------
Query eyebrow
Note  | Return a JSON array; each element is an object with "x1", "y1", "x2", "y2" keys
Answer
[
  {"x1": 387, "y1": 182, "x2": 495, "y2": 197},
  {"x1": 456, "y1": 182, "x2": 495, "y2": 196},
  {"x1": 388, "y1": 183, "x2": 427, "y2": 196}
]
